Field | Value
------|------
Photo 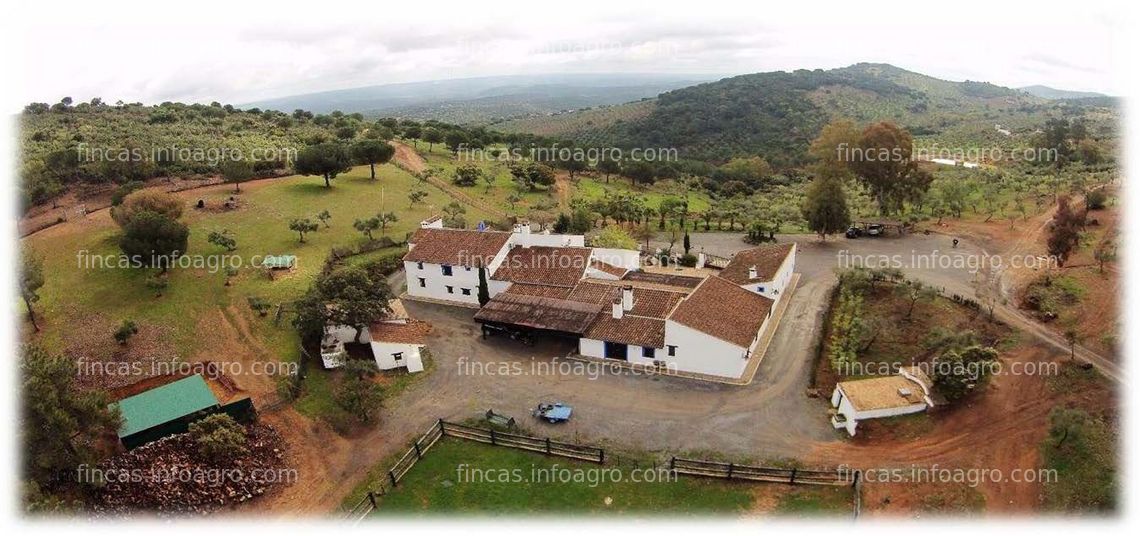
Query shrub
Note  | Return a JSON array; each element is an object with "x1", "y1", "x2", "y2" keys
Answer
[
  {"x1": 247, "y1": 296, "x2": 272, "y2": 317},
  {"x1": 1085, "y1": 189, "x2": 1107, "y2": 210},
  {"x1": 679, "y1": 253, "x2": 698, "y2": 267},
  {"x1": 188, "y1": 413, "x2": 248, "y2": 461},
  {"x1": 113, "y1": 320, "x2": 139, "y2": 345}
]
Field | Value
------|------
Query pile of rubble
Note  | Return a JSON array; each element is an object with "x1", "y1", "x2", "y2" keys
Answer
[{"x1": 93, "y1": 423, "x2": 290, "y2": 516}]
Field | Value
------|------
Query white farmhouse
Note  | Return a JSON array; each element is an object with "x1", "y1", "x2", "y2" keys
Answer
[
  {"x1": 403, "y1": 220, "x2": 797, "y2": 382},
  {"x1": 830, "y1": 366, "x2": 935, "y2": 436}
]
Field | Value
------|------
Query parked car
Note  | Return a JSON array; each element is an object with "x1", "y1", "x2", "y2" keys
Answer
[
  {"x1": 866, "y1": 223, "x2": 885, "y2": 236},
  {"x1": 533, "y1": 402, "x2": 573, "y2": 423},
  {"x1": 845, "y1": 226, "x2": 863, "y2": 239}
]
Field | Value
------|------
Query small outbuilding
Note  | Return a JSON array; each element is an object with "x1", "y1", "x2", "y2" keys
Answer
[
  {"x1": 262, "y1": 255, "x2": 297, "y2": 271},
  {"x1": 112, "y1": 374, "x2": 221, "y2": 449},
  {"x1": 830, "y1": 366, "x2": 934, "y2": 436}
]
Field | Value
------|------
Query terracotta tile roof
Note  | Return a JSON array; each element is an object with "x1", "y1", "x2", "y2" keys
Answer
[
  {"x1": 622, "y1": 271, "x2": 704, "y2": 289},
  {"x1": 368, "y1": 319, "x2": 431, "y2": 345},
  {"x1": 502, "y1": 283, "x2": 574, "y2": 300},
  {"x1": 473, "y1": 293, "x2": 603, "y2": 334},
  {"x1": 837, "y1": 375, "x2": 928, "y2": 411},
  {"x1": 589, "y1": 259, "x2": 628, "y2": 278},
  {"x1": 667, "y1": 276, "x2": 774, "y2": 348},
  {"x1": 719, "y1": 243, "x2": 795, "y2": 285},
  {"x1": 627, "y1": 288, "x2": 687, "y2": 318},
  {"x1": 492, "y1": 246, "x2": 591, "y2": 287},
  {"x1": 404, "y1": 228, "x2": 511, "y2": 267},
  {"x1": 565, "y1": 281, "x2": 620, "y2": 305},
  {"x1": 584, "y1": 315, "x2": 666, "y2": 348}
]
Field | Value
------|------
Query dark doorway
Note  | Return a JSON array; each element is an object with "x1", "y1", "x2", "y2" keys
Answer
[{"x1": 604, "y1": 341, "x2": 628, "y2": 360}]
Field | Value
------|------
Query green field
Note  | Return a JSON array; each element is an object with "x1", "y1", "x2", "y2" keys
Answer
[
  {"x1": 21, "y1": 162, "x2": 495, "y2": 368},
  {"x1": 355, "y1": 438, "x2": 852, "y2": 517}
]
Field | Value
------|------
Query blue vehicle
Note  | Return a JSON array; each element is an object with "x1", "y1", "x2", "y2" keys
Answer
[{"x1": 533, "y1": 402, "x2": 573, "y2": 423}]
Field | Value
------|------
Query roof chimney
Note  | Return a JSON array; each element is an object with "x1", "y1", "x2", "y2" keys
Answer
[
  {"x1": 622, "y1": 285, "x2": 634, "y2": 311},
  {"x1": 611, "y1": 298, "x2": 624, "y2": 319},
  {"x1": 513, "y1": 221, "x2": 531, "y2": 248},
  {"x1": 748, "y1": 265, "x2": 758, "y2": 279}
]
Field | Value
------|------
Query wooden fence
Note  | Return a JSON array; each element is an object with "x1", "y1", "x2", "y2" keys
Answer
[
  {"x1": 669, "y1": 456, "x2": 855, "y2": 486},
  {"x1": 342, "y1": 419, "x2": 605, "y2": 521},
  {"x1": 440, "y1": 421, "x2": 605, "y2": 464}
]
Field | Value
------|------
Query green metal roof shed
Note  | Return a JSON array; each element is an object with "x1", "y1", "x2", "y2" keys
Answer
[
  {"x1": 262, "y1": 255, "x2": 297, "y2": 269},
  {"x1": 112, "y1": 374, "x2": 220, "y2": 449}
]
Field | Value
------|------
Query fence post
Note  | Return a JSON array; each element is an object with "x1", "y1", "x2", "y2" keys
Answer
[
  {"x1": 790, "y1": 467, "x2": 798, "y2": 484},
  {"x1": 414, "y1": 440, "x2": 423, "y2": 459},
  {"x1": 727, "y1": 463, "x2": 734, "y2": 480},
  {"x1": 599, "y1": 449, "x2": 605, "y2": 464},
  {"x1": 388, "y1": 470, "x2": 398, "y2": 488},
  {"x1": 545, "y1": 437, "x2": 551, "y2": 455},
  {"x1": 367, "y1": 491, "x2": 376, "y2": 509},
  {"x1": 438, "y1": 418, "x2": 444, "y2": 436},
  {"x1": 669, "y1": 456, "x2": 675, "y2": 471},
  {"x1": 490, "y1": 429, "x2": 497, "y2": 446}
]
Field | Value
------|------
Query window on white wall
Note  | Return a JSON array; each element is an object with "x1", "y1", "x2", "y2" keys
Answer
[
  {"x1": 442, "y1": 265, "x2": 453, "y2": 276},
  {"x1": 446, "y1": 286, "x2": 454, "y2": 294},
  {"x1": 418, "y1": 278, "x2": 426, "y2": 288},
  {"x1": 642, "y1": 347, "x2": 655, "y2": 358},
  {"x1": 667, "y1": 345, "x2": 677, "y2": 356},
  {"x1": 417, "y1": 262, "x2": 424, "y2": 270},
  {"x1": 461, "y1": 288, "x2": 471, "y2": 295}
]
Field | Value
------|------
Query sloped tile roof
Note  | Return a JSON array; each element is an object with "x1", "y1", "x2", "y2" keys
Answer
[
  {"x1": 368, "y1": 319, "x2": 432, "y2": 344},
  {"x1": 667, "y1": 276, "x2": 774, "y2": 348},
  {"x1": 719, "y1": 243, "x2": 795, "y2": 285},
  {"x1": 584, "y1": 314, "x2": 666, "y2": 348},
  {"x1": 403, "y1": 228, "x2": 510, "y2": 267},
  {"x1": 473, "y1": 293, "x2": 603, "y2": 334},
  {"x1": 492, "y1": 246, "x2": 591, "y2": 287}
]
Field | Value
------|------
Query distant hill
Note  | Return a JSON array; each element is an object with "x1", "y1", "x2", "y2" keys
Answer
[
  {"x1": 503, "y1": 63, "x2": 1118, "y2": 165},
  {"x1": 1018, "y1": 85, "x2": 1108, "y2": 100},
  {"x1": 243, "y1": 73, "x2": 714, "y2": 123}
]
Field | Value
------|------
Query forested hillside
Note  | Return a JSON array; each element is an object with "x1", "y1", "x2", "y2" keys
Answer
[{"x1": 501, "y1": 63, "x2": 1119, "y2": 165}]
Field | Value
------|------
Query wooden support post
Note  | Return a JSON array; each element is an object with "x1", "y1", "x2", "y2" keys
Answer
[
  {"x1": 414, "y1": 441, "x2": 423, "y2": 459},
  {"x1": 438, "y1": 418, "x2": 445, "y2": 436},
  {"x1": 599, "y1": 449, "x2": 605, "y2": 464},
  {"x1": 490, "y1": 429, "x2": 496, "y2": 445},
  {"x1": 727, "y1": 463, "x2": 734, "y2": 480},
  {"x1": 669, "y1": 456, "x2": 675, "y2": 471},
  {"x1": 545, "y1": 438, "x2": 551, "y2": 455},
  {"x1": 388, "y1": 470, "x2": 398, "y2": 487},
  {"x1": 790, "y1": 467, "x2": 798, "y2": 484},
  {"x1": 367, "y1": 491, "x2": 376, "y2": 509}
]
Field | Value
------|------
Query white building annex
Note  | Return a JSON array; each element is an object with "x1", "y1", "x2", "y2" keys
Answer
[
  {"x1": 829, "y1": 366, "x2": 935, "y2": 435},
  {"x1": 402, "y1": 218, "x2": 799, "y2": 381}
]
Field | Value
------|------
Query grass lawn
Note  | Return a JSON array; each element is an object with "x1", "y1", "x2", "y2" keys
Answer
[
  {"x1": 21, "y1": 162, "x2": 493, "y2": 378},
  {"x1": 355, "y1": 438, "x2": 851, "y2": 516}
]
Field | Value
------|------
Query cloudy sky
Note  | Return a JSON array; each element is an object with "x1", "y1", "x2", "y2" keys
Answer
[{"x1": 7, "y1": 0, "x2": 1124, "y2": 109}]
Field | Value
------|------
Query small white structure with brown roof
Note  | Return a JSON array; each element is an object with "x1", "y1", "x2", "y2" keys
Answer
[
  {"x1": 830, "y1": 366, "x2": 934, "y2": 436},
  {"x1": 324, "y1": 299, "x2": 430, "y2": 373}
]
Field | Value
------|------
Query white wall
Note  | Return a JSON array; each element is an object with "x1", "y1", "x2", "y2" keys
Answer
[
  {"x1": 740, "y1": 244, "x2": 796, "y2": 302},
  {"x1": 830, "y1": 384, "x2": 927, "y2": 436},
  {"x1": 404, "y1": 260, "x2": 484, "y2": 305},
  {"x1": 370, "y1": 341, "x2": 425, "y2": 372},
  {"x1": 591, "y1": 248, "x2": 641, "y2": 270},
  {"x1": 662, "y1": 321, "x2": 750, "y2": 378},
  {"x1": 579, "y1": 338, "x2": 605, "y2": 359}
]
